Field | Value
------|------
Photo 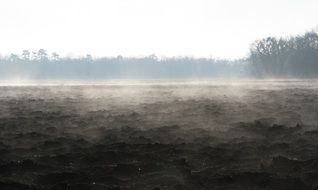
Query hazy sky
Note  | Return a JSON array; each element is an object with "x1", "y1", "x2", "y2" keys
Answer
[{"x1": 0, "y1": 0, "x2": 317, "y2": 59}]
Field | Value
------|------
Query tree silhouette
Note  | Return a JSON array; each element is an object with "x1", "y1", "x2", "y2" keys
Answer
[
  {"x1": 22, "y1": 50, "x2": 30, "y2": 61},
  {"x1": 51, "y1": 52, "x2": 60, "y2": 61},
  {"x1": 9, "y1": 54, "x2": 20, "y2": 63},
  {"x1": 249, "y1": 28, "x2": 318, "y2": 77},
  {"x1": 37, "y1": 49, "x2": 48, "y2": 62}
]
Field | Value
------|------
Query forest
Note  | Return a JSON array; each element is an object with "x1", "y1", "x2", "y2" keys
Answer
[
  {"x1": 0, "y1": 52, "x2": 245, "y2": 79},
  {"x1": 0, "y1": 29, "x2": 317, "y2": 79},
  {"x1": 249, "y1": 29, "x2": 318, "y2": 77}
]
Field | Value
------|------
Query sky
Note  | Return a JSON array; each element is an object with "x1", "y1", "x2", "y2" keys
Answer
[{"x1": 0, "y1": 0, "x2": 317, "y2": 59}]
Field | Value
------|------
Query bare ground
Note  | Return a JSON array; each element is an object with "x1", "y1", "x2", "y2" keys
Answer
[{"x1": 0, "y1": 80, "x2": 318, "y2": 190}]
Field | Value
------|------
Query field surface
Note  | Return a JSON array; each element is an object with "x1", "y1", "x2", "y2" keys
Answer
[{"x1": 1, "y1": 80, "x2": 318, "y2": 190}]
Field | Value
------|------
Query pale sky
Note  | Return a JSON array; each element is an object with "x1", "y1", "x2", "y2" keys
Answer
[{"x1": 0, "y1": 0, "x2": 317, "y2": 59}]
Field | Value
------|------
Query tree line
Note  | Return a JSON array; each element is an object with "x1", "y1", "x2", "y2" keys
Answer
[
  {"x1": 249, "y1": 28, "x2": 318, "y2": 77},
  {"x1": 0, "y1": 51, "x2": 245, "y2": 79},
  {"x1": 1, "y1": 27, "x2": 318, "y2": 79}
]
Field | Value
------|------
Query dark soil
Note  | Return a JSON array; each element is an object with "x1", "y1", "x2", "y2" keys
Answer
[{"x1": 0, "y1": 82, "x2": 318, "y2": 189}]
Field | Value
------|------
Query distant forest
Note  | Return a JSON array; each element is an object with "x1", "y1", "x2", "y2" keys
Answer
[
  {"x1": 0, "y1": 53, "x2": 245, "y2": 79},
  {"x1": 0, "y1": 29, "x2": 317, "y2": 79}
]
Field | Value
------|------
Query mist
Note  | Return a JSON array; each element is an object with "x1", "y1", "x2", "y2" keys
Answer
[
  {"x1": 1, "y1": 0, "x2": 318, "y2": 189},
  {"x1": 1, "y1": 28, "x2": 317, "y2": 81},
  {"x1": 0, "y1": 54, "x2": 246, "y2": 80}
]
